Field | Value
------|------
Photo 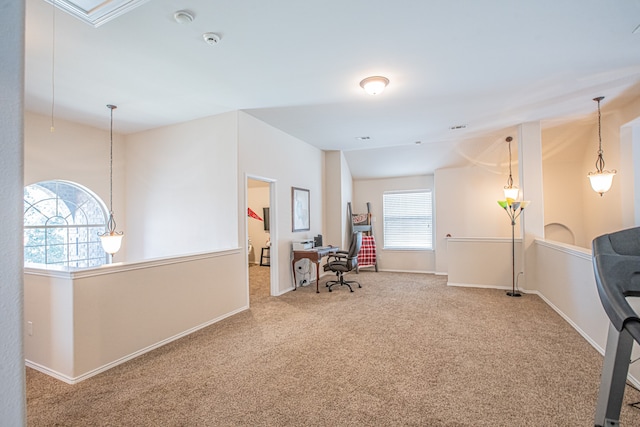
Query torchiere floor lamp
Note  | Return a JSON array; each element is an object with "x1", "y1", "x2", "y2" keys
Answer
[{"x1": 497, "y1": 198, "x2": 529, "y2": 297}]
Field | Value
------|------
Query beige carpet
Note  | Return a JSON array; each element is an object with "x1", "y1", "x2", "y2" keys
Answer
[{"x1": 26, "y1": 267, "x2": 640, "y2": 426}]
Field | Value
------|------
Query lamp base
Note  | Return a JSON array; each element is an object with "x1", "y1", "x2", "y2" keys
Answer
[{"x1": 506, "y1": 291, "x2": 522, "y2": 297}]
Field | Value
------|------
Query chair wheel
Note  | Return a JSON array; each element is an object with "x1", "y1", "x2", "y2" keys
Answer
[{"x1": 328, "y1": 289, "x2": 332, "y2": 292}]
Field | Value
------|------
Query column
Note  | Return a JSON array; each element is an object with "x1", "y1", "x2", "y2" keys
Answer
[
  {"x1": 518, "y1": 122, "x2": 544, "y2": 291},
  {"x1": 0, "y1": 0, "x2": 27, "y2": 424}
]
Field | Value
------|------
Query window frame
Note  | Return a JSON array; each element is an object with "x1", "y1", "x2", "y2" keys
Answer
[
  {"x1": 24, "y1": 180, "x2": 111, "y2": 268},
  {"x1": 382, "y1": 189, "x2": 433, "y2": 250}
]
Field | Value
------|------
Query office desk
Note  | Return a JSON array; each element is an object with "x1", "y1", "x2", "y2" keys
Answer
[{"x1": 292, "y1": 246, "x2": 339, "y2": 293}]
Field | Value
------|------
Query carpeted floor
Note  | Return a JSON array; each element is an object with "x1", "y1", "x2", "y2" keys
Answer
[{"x1": 26, "y1": 268, "x2": 640, "y2": 426}]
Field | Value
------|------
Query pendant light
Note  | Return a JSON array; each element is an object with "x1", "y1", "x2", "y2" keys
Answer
[
  {"x1": 503, "y1": 136, "x2": 519, "y2": 200},
  {"x1": 587, "y1": 96, "x2": 616, "y2": 196},
  {"x1": 99, "y1": 104, "x2": 124, "y2": 256}
]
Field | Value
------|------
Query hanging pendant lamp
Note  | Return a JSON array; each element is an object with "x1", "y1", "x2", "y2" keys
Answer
[
  {"x1": 503, "y1": 136, "x2": 519, "y2": 200},
  {"x1": 99, "y1": 104, "x2": 124, "y2": 256},
  {"x1": 587, "y1": 96, "x2": 616, "y2": 196}
]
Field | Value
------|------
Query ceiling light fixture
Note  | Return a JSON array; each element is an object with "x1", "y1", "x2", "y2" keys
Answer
[
  {"x1": 359, "y1": 76, "x2": 389, "y2": 95},
  {"x1": 503, "y1": 136, "x2": 519, "y2": 200},
  {"x1": 587, "y1": 96, "x2": 616, "y2": 196},
  {"x1": 99, "y1": 104, "x2": 124, "y2": 256},
  {"x1": 174, "y1": 10, "x2": 195, "y2": 24}
]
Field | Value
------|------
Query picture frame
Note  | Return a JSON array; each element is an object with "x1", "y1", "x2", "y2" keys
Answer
[{"x1": 291, "y1": 187, "x2": 310, "y2": 232}]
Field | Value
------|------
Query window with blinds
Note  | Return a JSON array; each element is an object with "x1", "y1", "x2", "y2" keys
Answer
[{"x1": 382, "y1": 190, "x2": 433, "y2": 250}]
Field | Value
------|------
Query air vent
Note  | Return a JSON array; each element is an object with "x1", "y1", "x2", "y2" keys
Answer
[
  {"x1": 449, "y1": 124, "x2": 467, "y2": 130},
  {"x1": 356, "y1": 136, "x2": 371, "y2": 140}
]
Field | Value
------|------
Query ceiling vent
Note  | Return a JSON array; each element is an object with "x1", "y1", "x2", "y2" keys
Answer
[{"x1": 44, "y1": 0, "x2": 150, "y2": 27}]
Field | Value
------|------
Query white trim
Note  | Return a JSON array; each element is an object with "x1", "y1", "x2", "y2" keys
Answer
[
  {"x1": 447, "y1": 237, "x2": 522, "y2": 243},
  {"x1": 25, "y1": 248, "x2": 242, "y2": 279},
  {"x1": 535, "y1": 238, "x2": 591, "y2": 260},
  {"x1": 377, "y1": 268, "x2": 437, "y2": 274},
  {"x1": 43, "y1": 0, "x2": 151, "y2": 28},
  {"x1": 25, "y1": 305, "x2": 248, "y2": 384},
  {"x1": 446, "y1": 281, "x2": 531, "y2": 293},
  {"x1": 533, "y1": 290, "x2": 604, "y2": 354}
]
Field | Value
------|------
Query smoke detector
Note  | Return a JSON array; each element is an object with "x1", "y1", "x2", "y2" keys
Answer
[
  {"x1": 173, "y1": 10, "x2": 194, "y2": 24},
  {"x1": 203, "y1": 32, "x2": 221, "y2": 45}
]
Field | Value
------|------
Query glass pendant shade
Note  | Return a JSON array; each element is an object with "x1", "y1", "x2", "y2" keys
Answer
[
  {"x1": 588, "y1": 171, "x2": 615, "y2": 196},
  {"x1": 100, "y1": 232, "x2": 123, "y2": 255},
  {"x1": 503, "y1": 187, "x2": 519, "y2": 200}
]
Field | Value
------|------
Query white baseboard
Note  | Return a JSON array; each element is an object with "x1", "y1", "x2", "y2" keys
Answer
[
  {"x1": 26, "y1": 305, "x2": 249, "y2": 384},
  {"x1": 446, "y1": 282, "x2": 640, "y2": 390}
]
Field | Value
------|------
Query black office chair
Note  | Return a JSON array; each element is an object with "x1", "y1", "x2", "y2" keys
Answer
[{"x1": 323, "y1": 232, "x2": 362, "y2": 292}]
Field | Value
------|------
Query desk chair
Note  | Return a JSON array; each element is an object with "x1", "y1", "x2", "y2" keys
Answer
[{"x1": 323, "y1": 232, "x2": 362, "y2": 292}]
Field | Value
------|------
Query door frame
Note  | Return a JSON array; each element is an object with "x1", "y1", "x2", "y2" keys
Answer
[{"x1": 246, "y1": 174, "x2": 277, "y2": 298}]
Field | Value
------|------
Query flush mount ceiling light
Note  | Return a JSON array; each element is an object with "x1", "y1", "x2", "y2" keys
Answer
[
  {"x1": 173, "y1": 10, "x2": 195, "y2": 24},
  {"x1": 359, "y1": 76, "x2": 389, "y2": 95},
  {"x1": 587, "y1": 96, "x2": 616, "y2": 196}
]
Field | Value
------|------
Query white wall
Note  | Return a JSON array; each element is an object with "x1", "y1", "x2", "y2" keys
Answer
[
  {"x1": 24, "y1": 112, "x2": 127, "y2": 261},
  {"x1": 0, "y1": 1, "x2": 26, "y2": 421},
  {"x1": 324, "y1": 151, "x2": 353, "y2": 249},
  {"x1": 435, "y1": 165, "x2": 512, "y2": 273},
  {"x1": 125, "y1": 112, "x2": 238, "y2": 261},
  {"x1": 354, "y1": 175, "x2": 435, "y2": 273},
  {"x1": 24, "y1": 250, "x2": 246, "y2": 382},
  {"x1": 447, "y1": 238, "x2": 522, "y2": 290},
  {"x1": 238, "y1": 112, "x2": 324, "y2": 294}
]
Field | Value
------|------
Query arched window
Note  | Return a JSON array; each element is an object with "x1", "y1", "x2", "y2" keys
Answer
[{"x1": 24, "y1": 180, "x2": 110, "y2": 268}]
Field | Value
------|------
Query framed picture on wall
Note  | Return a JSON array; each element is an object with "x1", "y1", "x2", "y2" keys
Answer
[
  {"x1": 292, "y1": 187, "x2": 310, "y2": 232},
  {"x1": 263, "y1": 207, "x2": 270, "y2": 231}
]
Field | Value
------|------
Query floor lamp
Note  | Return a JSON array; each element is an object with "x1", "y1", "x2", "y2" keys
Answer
[{"x1": 497, "y1": 198, "x2": 529, "y2": 297}]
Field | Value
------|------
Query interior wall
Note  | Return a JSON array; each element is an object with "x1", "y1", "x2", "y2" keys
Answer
[
  {"x1": 125, "y1": 112, "x2": 238, "y2": 261},
  {"x1": 324, "y1": 151, "x2": 353, "y2": 249},
  {"x1": 542, "y1": 157, "x2": 586, "y2": 247},
  {"x1": 353, "y1": 175, "x2": 434, "y2": 273},
  {"x1": 541, "y1": 94, "x2": 640, "y2": 248},
  {"x1": 340, "y1": 152, "x2": 354, "y2": 249},
  {"x1": 434, "y1": 165, "x2": 512, "y2": 273},
  {"x1": 237, "y1": 112, "x2": 324, "y2": 294},
  {"x1": 0, "y1": 1, "x2": 26, "y2": 421},
  {"x1": 24, "y1": 112, "x2": 127, "y2": 261}
]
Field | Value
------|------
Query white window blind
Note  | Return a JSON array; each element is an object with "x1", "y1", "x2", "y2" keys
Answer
[{"x1": 383, "y1": 190, "x2": 432, "y2": 250}]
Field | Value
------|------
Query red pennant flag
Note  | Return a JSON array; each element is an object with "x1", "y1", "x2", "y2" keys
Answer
[{"x1": 248, "y1": 207, "x2": 263, "y2": 221}]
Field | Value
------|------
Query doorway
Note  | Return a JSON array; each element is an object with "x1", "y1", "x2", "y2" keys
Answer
[{"x1": 247, "y1": 177, "x2": 275, "y2": 301}]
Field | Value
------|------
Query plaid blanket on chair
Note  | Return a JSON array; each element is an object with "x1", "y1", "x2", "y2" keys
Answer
[{"x1": 358, "y1": 235, "x2": 377, "y2": 268}]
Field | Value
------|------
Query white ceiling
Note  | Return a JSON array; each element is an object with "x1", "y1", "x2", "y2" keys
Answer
[{"x1": 24, "y1": 0, "x2": 640, "y2": 179}]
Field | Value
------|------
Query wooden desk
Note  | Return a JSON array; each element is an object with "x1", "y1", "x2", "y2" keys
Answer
[{"x1": 292, "y1": 246, "x2": 339, "y2": 293}]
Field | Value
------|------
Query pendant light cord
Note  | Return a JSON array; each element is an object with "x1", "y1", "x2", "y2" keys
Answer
[
  {"x1": 108, "y1": 105, "x2": 115, "y2": 212},
  {"x1": 595, "y1": 97, "x2": 606, "y2": 173},
  {"x1": 50, "y1": 0, "x2": 56, "y2": 132},
  {"x1": 506, "y1": 136, "x2": 514, "y2": 189}
]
